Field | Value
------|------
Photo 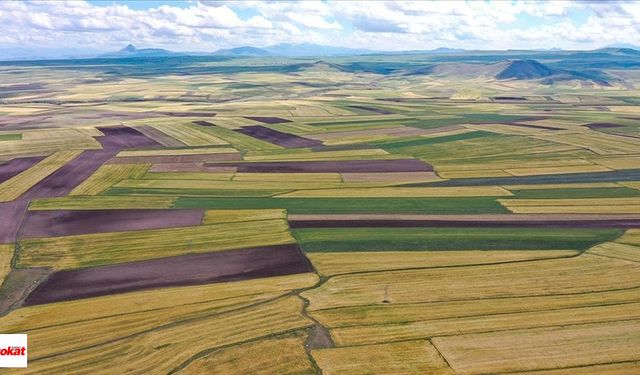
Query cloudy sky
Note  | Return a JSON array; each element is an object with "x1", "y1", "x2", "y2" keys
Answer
[{"x1": 1, "y1": 0, "x2": 639, "y2": 53}]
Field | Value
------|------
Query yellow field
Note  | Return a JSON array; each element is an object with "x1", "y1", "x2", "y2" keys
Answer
[
  {"x1": 29, "y1": 196, "x2": 177, "y2": 210},
  {"x1": 310, "y1": 287, "x2": 640, "y2": 329},
  {"x1": 116, "y1": 147, "x2": 239, "y2": 157},
  {"x1": 433, "y1": 320, "x2": 640, "y2": 374},
  {"x1": 5, "y1": 296, "x2": 313, "y2": 375},
  {"x1": 302, "y1": 255, "x2": 640, "y2": 310},
  {"x1": 330, "y1": 302, "x2": 640, "y2": 346},
  {"x1": 243, "y1": 148, "x2": 398, "y2": 161},
  {"x1": 70, "y1": 164, "x2": 151, "y2": 195},
  {"x1": 614, "y1": 230, "x2": 640, "y2": 252},
  {"x1": 19, "y1": 218, "x2": 295, "y2": 269},
  {"x1": 504, "y1": 164, "x2": 611, "y2": 176},
  {"x1": 500, "y1": 197, "x2": 640, "y2": 214},
  {"x1": 143, "y1": 171, "x2": 235, "y2": 180},
  {"x1": 232, "y1": 172, "x2": 343, "y2": 183},
  {"x1": 277, "y1": 186, "x2": 513, "y2": 198},
  {"x1": 114, "y1": 178, "x2": 368, "y2": 191},
  {"x1": 0, "y1": 136, "x2": 100, "y2": 158},
  {"x1": 587, "y1": 241, "x2": 640, "y2": 262},
  {"x1": 202, "y1": 209, "x2": 286, "y2": 225},
  {"x1": 0, "y1": 150, "x2": 83, "y2": 202},
  {"x1": 312, "y1": 340, "x2": 453, "y2": 375},
  {"x1": 148, "y1": 122, "x2": 229, "y2": 146},
  {"x1": 179, "y1": 332, "x2": 314, "y2": 375},
  {"x1": 0, "y1": 244, "x2": 13, "y2": 286},
  {"x1": 307, "y1": 250, "x2": 578, "y2": 276}
]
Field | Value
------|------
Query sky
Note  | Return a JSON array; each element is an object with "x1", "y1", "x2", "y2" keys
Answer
[{"x1": 1, "y1": 0, "x2": 640, "y2": 54}]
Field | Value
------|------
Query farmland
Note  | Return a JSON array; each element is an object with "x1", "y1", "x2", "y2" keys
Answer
[{"x1": 0, "y1": 49, "x2": 640, "y2": 374}]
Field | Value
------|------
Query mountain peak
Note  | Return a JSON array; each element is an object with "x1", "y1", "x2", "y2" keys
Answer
[
  {"x1": 496, "y1": 59, "x2": 554, "y2": 80},
  {"x1": 121, "y1": 44, "x2": 137, "y2": 53}
]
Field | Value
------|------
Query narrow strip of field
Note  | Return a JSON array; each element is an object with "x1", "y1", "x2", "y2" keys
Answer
[
  {"x1": 205, "y1": 159, "x2": 433, "y2": 173},
  {"x1": 24, "y1": 244, "x2": 312, "y2": 305},
  {"x1": 288, "y1": 213, "x2": 640, "y2": 229},
  {"x1": 235, "y1": 125, "x2": 323, "y2": 148},
  {"x1": 244, "y1": 116, "x2": 292, "y2": 124},
  {"x1": 20, "y1": 209, "x2": 205, "y2": 238}
]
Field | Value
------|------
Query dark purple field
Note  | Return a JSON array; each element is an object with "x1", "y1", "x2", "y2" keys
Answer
[
  {"x1": 20, "y1": 209, "x2": 205, "y2": 238},
  {"x1": 502, "y1": 122, "x2": 563, "y2": 131},
  {"x1": 244, "y1": 116, "x2": 292, "y2": 124},
  {"x1": 0, "y1": 156, "x2": 44, "y2": 183},
  {"x1": 21, "y1": 150, "x2": 113, "y2": 199},
  {"x1": 192, "y1": 120, "x2": 216, "y2": 127},
  {"x1": 158, "y1": 112, "x2": 217, "y2": 117},
  {"x1": 288, "y1": 218, "x2": 640, "y2": 229},
  {"x1": 24, "y1": 244, "x2": 313, "y2": 305},
  {"x1": 96, "y1": 125, "x2": 162, "y2": 151},
  {"x1": 235, "y1": 125, "x2": 323, "y2": 148},
  {"x1": 347, "y1": 105, "x2": 394, "y2": 115},
  {"x1": 0, "y1": 200, "x2": 28, "y2": 243},
  {"x1": 205, "y1": 159, "x2": 433, "y2": 173},
  {"x1": 20, "y1": 126, "x2": 161, "y2": 199},
  {"x1": 584, "y1": 122, "x2": 624, "y2": 129}
]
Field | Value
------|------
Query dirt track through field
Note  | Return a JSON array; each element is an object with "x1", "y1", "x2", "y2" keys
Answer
[
  {"x1": 20, "y1": 209, "x2": 205, "y2": 238},
  {"x1": 24, "y1": 244, "x2": 313, "y2": 305}
]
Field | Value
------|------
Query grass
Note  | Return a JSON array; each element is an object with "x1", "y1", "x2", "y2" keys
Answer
[
  {"x1": 293, "y1": 227, "x2": 622, "y2": 252},
  {"x1": 174, "y1": 197, "x2": 510, "y2": 214},
  {"x1": 508, "y1": 187, "x2": 640, "y2": 199},
  {"x1": 0, "y1": 133, "x2": 21, "y2": 141}
]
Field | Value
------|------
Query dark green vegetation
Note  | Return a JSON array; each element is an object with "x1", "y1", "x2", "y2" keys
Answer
[
  {"x1": 509, "y1": 187, "x2": 640, "y2": 199},
  {"x1": 293, "y1": 227, "x2": 624, "y2": 252},
  {"x1": 0, "y1": 133, "x2": 21, "y2": 141},
  {"x1": 174, "y1": 197, "x2": 509, "y2": 214}
]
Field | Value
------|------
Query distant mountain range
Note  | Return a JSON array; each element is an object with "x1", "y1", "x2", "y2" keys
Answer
[
  {"x1": 96, "y1": 43, "x2": 468, "y2": 58},
  {"x1": 2, "y1": 42, "x2": 640, "y2": 61}
]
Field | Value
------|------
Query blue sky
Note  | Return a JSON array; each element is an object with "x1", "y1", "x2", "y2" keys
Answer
[{"x1": 1, "y1": 1, "x2": 639, "y2": 53}]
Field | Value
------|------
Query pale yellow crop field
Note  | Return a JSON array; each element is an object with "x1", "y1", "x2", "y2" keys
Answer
[
  {"x1": 433, "y1": 320, "x2": 640, "y2": 374},
  {"x1": 0, "y1": 244, "x2": 13, "y2": 286},
  {"x1": 179, "y1": 332, "x2": 314, "y2": 375},
  {"x1": 307, "y1": 250, "x2": 578, "y2": 276},
  {"x1": 70, "y1": 164, "x2": 151, "y2": 195},
  {"x1": 312, "y1": 340, "x2": 453, "y2": 375},
  {"x1": 29, "y1": 196, "x2": 177, "y2": 210}
]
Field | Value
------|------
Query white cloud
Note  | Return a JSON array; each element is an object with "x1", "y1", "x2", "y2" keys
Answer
[{"x1": 0, "y1": 0, "x2": 639, "y2": 53}]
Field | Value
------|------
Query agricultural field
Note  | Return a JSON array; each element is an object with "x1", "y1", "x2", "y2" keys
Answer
[{"x1": 0, "y1": 48, "x2": 640, "y2": 374}]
